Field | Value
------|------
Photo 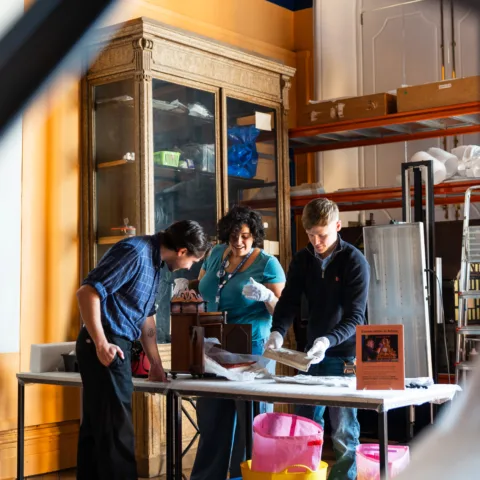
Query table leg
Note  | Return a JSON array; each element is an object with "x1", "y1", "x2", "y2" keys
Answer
[
  {"x1": 17, "y1": 380, "x2": 25, "y2": 480},
  {"x1": 253, "y1": 401, "x2": 260, "y2": 418},
  {"x1": 245, "y1": 401, "x2": 253, "y2": 460},
  {"x1": 174, "y1": 394, "x2": 183, "y2": 480},
  {"x1": 378, "y1": 410, "x2": 389, "y2": 480},
  {"x1": 166, "y1": 391, "x2": 174, "y2": 480},
  {"x1": 408, "y1": 406, "x2": 415, "y2": 441}
]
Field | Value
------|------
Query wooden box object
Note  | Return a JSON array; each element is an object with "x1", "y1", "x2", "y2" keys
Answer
[
  {"x1": 170, "y1": 311, "x2": 252, "y2": 377},
  {"x1": 298, "y1": 93, "x2": 397, "y2": 126},
  {"x1": 397, "y1": 76, "x2": 480, "y2": 112}
]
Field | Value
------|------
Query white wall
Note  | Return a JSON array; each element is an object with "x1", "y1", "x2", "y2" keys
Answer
[
  {"x1": 0, "y1": 1, "x2": 24, "y2": 353},
  {"x1": 313, "y1": 0, "x2": 362, "y2": 223}
]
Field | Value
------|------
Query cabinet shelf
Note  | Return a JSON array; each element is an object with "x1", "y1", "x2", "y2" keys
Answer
[
  {"x1": 95, "y1": 95, "x2": 133, "y2": 108},
  {"x1": 96, "y1": 95, "x2": 215, "y2": 126},
  {"x1": 98, "y1": 235, "x2": 135, "y2": 245},
  {"x1": 97, "y1": 159, "x2": 133, "y2": 169},
  {"x1": 289, "y1": 101, "x2": 480, "y2": 154},
  {"x1": 153, "y1": 107, "x2": 214, "y2": 126},
  {"x1": 154, "y1": 165, "x2": 269, "y2": 190}
]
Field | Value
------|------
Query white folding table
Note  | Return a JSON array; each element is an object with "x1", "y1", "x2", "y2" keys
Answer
[{"x1": 16, "y1": 372, "x2": 459, "y2": 480}]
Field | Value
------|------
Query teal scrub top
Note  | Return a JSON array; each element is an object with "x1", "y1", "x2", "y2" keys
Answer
[{"x1": 199, "y1": 244, "x2": 286, "y2": 342}]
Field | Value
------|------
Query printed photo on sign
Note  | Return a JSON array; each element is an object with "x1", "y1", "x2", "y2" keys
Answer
[{"x1": 361, "y1": 334, "x2": 399, "y2": 363}]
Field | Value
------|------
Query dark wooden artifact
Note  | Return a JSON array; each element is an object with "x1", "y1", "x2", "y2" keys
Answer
[{"x1": 170, "y1": 311, "x2": 252, "y2": 378}]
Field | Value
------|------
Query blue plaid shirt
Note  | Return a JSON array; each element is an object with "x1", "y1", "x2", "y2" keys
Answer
[{"x1": 83, "y1": 234, "x2": 163, "y2": 341}]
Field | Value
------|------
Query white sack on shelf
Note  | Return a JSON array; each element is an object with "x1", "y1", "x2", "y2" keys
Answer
[
  {"x1": 427, "y1": 147, "x2": 459, "y2": 179},
  {"x1": 464, "y1": 158, "x2": 480, "y2": 178},
  {"x1": 451, "y1": 145, "x2": 480, "y2": 178},
  {"x1": 409, "y1": 151, "x2": 447, "y2": 185},
  {"x1": 452, "y1": 145, "x2": 480, "y2": 163},
  {"x1": 452, "y1": 145, "x2": 469, "y2": 162}
]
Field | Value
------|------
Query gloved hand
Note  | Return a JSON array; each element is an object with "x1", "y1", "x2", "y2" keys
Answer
[
  {"x1": 306, "y1": 337, "x2": 330, "y2": 364},
  {"x1": 265, "y1": 331, "x2": 284, "y2": 350},
  {"x1": 242, "y1": 277, "x2": 275, "y2": 303}
]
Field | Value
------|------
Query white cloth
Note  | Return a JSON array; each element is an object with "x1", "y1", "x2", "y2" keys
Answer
[
  {"x1": 203, "y1": 339, "x2": 273, "y2": 382},
  {"x1": 273, "y1": 375, "x2": 356, "y2": 388},
  {"x1": 272, "y1": 375, "x2": 434, "y2": 389}
]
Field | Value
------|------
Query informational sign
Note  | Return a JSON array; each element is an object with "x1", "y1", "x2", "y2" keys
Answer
[{"x1": 356, "y1": 324, "x2": 405, "y2": 390}]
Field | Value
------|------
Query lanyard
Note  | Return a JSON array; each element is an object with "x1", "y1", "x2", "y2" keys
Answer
[{"x1": 215, "y1": 248, "x2": 253, "y2": 304}]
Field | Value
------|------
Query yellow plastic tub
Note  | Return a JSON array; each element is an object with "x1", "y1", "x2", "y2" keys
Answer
[{"x1": 240, "y1": 461, "x2": 328, "y2": 480}]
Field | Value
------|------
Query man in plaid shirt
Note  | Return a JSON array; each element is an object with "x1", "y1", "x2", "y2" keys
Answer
[{"x1": 75, "y1": 220, "x2": 209, "y2": 480}]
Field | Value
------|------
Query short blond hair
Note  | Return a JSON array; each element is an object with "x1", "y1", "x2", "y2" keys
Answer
[{"x1": 302, "y1": 198, "x2": 339, "y2": 230}]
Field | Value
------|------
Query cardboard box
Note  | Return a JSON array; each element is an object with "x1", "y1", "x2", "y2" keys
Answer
[
  {"x1": 236, "y1": 112, "x2": 274, "y2": 131},
  {"x1": 397, "y1": 76, "x2": 480, "y2": 112},
  {"x1": 298, "y1": 93, "x2": 397, "y2": 126}
]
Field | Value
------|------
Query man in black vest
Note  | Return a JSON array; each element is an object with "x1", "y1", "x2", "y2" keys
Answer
[{"x1": 266, "y1": 198, "x2": 370, "y2": 480}]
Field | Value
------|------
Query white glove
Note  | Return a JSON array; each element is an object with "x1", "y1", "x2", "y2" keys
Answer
[
  {"x1": 265, "y1": 331, "x2": 284, "y2": 350},
  {"x1": 307, "y1": 337, "x2": 330, "y2": 364},
  {"x1": 242, "y1": 277, "x2": 275, "y2": 303}
]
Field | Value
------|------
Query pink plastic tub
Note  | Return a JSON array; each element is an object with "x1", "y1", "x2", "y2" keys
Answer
[
  {"x1": 251, "y1": 413, "x2": 324, "y2": 473},
  {"x1": 356, "y1": 444, "x2": 410, "y2": 479}
]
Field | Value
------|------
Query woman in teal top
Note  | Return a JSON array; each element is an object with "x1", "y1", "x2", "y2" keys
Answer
[
  {"x1": 191, "y1": 206, "x2": 285, "y2": 480},
  {"x1": 199, "y1": 239, "x2": 284, "y2": 342}
]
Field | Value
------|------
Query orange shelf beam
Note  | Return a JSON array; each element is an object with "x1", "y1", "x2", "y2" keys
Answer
[
  {"x1": 289, "y1": 102, "x2": 480, "y2": 154},
  {"x1": 241, "y1": 180, "x2": 480, "y2": 213}
]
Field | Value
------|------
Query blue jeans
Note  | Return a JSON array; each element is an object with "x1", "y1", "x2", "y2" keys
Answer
[
  {"x1": 296, "y1": 356, "x2": 359, "y2": 480},
  {"x1": 190, "y1": 339, "x2": 275, "y2": 480}
]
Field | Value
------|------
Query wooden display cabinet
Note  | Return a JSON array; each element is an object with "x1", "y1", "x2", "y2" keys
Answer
[{"x1": 81, "y1": 17, "x2": 295, "y2": 477}]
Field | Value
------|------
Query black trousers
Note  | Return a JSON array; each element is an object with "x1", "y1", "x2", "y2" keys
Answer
[{"x1": 76, "y1": 327, "x2": 137, "y2": 480}]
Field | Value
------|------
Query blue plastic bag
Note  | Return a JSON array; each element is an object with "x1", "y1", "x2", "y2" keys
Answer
[{"x1": 227, "y1": 125, "x2": 261, "y2": 179}]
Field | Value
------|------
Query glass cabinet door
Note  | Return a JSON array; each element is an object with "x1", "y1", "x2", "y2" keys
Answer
[
  {"x1": 152, "y1": 78, "x2": 218, "y2": 342},
  {"x1": 93, "y1": 79, "x2": 137, "y2": 263},
  {"x1": 225, "y1": 97, "x2": 280, "y2": 257},
  {"x1": 152, "y1": 79, "x2": 218, "y2": 236}
]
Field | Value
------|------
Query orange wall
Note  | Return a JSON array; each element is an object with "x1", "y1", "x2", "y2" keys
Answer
[
  {"x1": 20, "y1": 73, "x2": 83, "y2": 428},
  {"x1": 11, "y1": 0, "x2": 300, "y2": 436},
  {"x1": 0, "y1": 1, "x2": 310, "y2": 476},
  {"x1": 109, "y1": 0, "x2": 296, "y2": 64}
]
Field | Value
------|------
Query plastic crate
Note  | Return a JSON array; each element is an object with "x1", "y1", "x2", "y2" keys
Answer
[
  {"x1": 241, "y1": 461, "x2": 328, "y2": 480},
  {"x1": 356, "y1": 444, "x2": 409, "y2": 479},
  {"x1": 154, "y1": 151, "x2": 180, "y2": 167}
]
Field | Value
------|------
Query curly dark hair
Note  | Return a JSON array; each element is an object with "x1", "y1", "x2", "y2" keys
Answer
[{"x1": 217, "y1": 205, "x2": 265, "y2": 247}]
